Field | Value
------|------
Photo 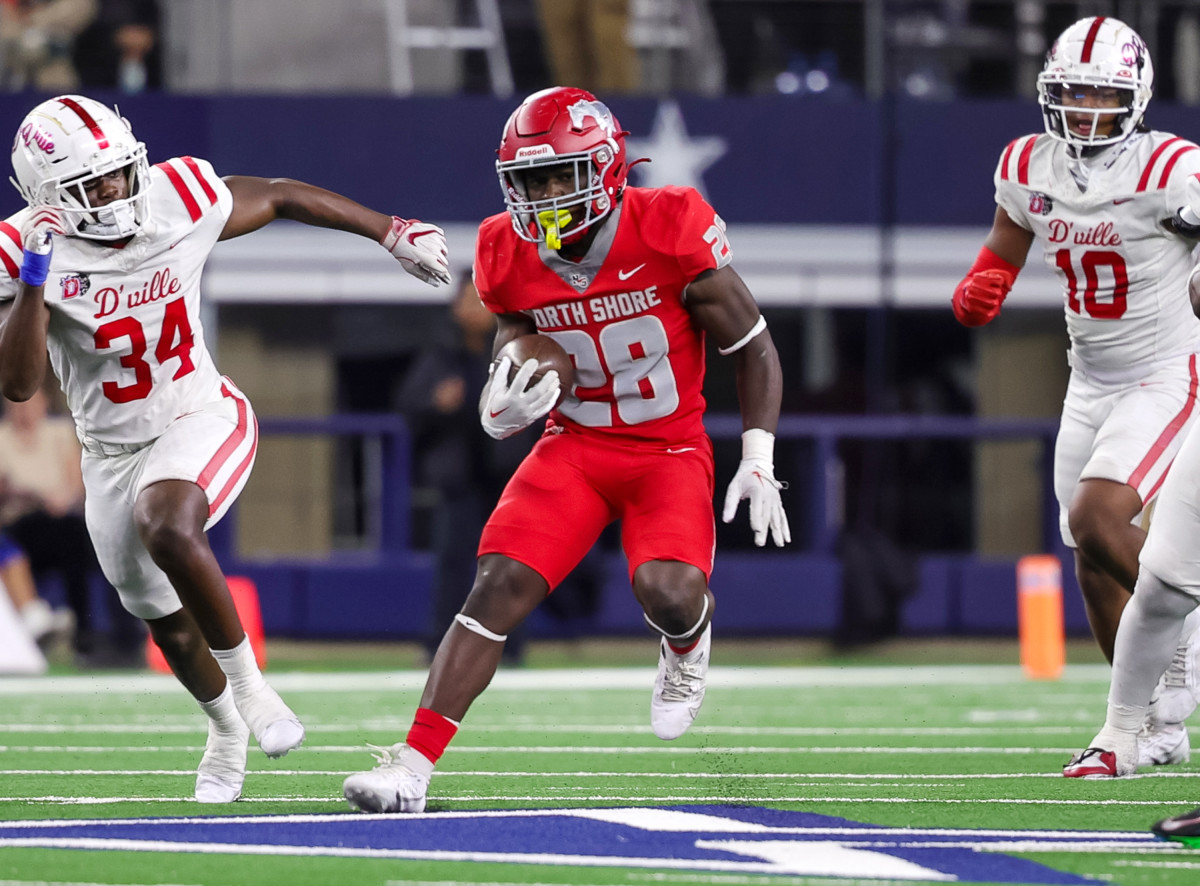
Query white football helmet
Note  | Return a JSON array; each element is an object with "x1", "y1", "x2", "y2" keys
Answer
[
  {"x1": 10, "y1": 95, "x2": 150, "y2": 240},
  {"x1": 1037, "y1": 17, "x2": 1153, "y2": 148}
]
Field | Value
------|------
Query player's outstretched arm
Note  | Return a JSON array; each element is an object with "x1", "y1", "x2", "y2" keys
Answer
[
  {"x1": 220, "y1": 176, "x2": 450, "y2": 286},
  {"x1": 0, "y1": 208, "x2": 64, "y2": 401},
  {"x1": 687, "y1": 265, "x2": 790, "y2": 547}
]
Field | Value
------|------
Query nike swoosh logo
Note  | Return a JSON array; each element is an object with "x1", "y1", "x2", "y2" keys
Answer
[
  {"x1": 1113, "y1": 198, "x2": 1134, "y2": 205},
  {"x1": 488, "y1": 408, "x2": 508, "y2": 419},
  {"x1": 617, "y1": 263, "x2": 646, "y2": 281},
  {"x1": 665, "y1": 446, "x2": 696, "y2": 454}
]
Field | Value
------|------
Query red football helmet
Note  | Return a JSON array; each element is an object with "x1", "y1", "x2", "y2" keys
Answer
[{"x1": 496, "y1": 87, "x2": 628, "y2": 248}]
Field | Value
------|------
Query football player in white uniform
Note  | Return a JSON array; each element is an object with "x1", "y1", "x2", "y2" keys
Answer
[
  {"x1": 0, "y1": 95, "x2": 450, "y2": 802},
  {"x1": 950, "y1": 18, "x2": 1200, "y2": 774}
]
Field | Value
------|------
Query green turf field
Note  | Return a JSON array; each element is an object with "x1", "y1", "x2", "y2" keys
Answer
[{"x1": 2, "y1": 644, "x2": 1199, "y2": 885}]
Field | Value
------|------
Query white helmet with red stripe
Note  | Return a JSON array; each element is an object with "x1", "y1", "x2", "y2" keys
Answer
[
  {"x1": 1038, "y1": 16, "x2": 1153, "y2": 148},
  {"x1": 9, "y1": 94, "x2": 150, "y2": 240}
]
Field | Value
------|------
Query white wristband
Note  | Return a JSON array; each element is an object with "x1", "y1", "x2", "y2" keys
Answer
[
  {"x1": 1182, "y1": 205, "x2": 1200, "y2": 226},
  {"x1": 741, "y1": 428, "x2": 775, "y2": 464}
]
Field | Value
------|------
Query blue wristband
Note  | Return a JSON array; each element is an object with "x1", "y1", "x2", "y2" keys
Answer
[{"x1": 19, "y1": 248, "x2": 50, "y2": 287}]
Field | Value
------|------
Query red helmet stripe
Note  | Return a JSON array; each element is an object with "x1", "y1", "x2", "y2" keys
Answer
[
  {"x1": 56, "y1": 97, "x2": 109, "y2": 150},
  {"x1": 1080, "y1": 17, "x2": 1106, "y2": 63}
]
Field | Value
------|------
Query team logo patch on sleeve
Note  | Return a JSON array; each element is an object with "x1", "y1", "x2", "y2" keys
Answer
[
  {"x1": 60, "y1": 273, "x2": 90, "y2": 300},
  {"x1": 1029, "y1": 192, "x2": 1054, "y2": 215}
]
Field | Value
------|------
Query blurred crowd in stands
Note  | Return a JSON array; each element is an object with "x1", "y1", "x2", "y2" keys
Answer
[
  {"x1": 4, "y1": 2, "x2": 1200, "y2": 104},
  {"x1": 0, "y1": 0, "x2": 158, "y2": 94}
]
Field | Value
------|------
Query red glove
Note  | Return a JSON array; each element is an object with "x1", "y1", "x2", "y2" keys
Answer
[{"x1": 952, "y1": 247, "x2": 1020, "y2": 327}]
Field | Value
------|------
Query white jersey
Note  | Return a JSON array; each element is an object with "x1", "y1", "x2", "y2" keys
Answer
[
  {"x1": 995, "y1": 130, "x2": 1200, "y2": 376},
  {"x1": 0, "y1": 156, "x2": 233, "y2": 444}
]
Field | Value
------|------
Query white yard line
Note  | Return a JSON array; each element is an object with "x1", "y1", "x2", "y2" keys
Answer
[
  {"x1": 0, "y1": 794, "x2": 1188, "y2": 806},
  {"x1": 2, "y1": 768, "x2": 1197, "y2": 780},
  {"x1": 0, "y1": 664, "x2": 1115, "y2": 696}
]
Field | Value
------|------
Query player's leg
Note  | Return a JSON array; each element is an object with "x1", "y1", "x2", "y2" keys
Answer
[
  {"x1": 343, "y1": 554, "x2": 551, "y2": 814},
  {"x1": 634, "y1": 559, "x2": 714, "y2": 739},
  {"x1": 1067, "y1": 420, "x2": 1200, "y2": 777},
  {"x1": 621, "y1": 441, "x2": 716, "y2": 740},
  {"x1": 1068, "y1": 478, "x2": 1143, "y2": 661},
  {"x1": 344, "y1": 433, "x2": 612, "y2": 813},
  {"x1": 144, "y1": 606, "x2": 250, "y2": 802},
  {"x1": 1069, "y1": 479, "x2": 1145, "y2": 593},
  {"x1": 83, "y1": 450, "x2": 251, "y2": 802},
  {"x1": 1065, "y1": 568, "x2": 1197, "y2": 777},
  {"x1": 134, "y1": 383, "x2": 303, "y2": 759}
]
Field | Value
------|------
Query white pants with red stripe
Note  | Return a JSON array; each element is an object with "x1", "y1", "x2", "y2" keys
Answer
[
  {"x1": 1054, "y1": 353, "x2": 1199, "y2": 548},
  {"x1": 81, "y1": 378, "x2": 258, "y2": 619},
  {"x1": 1141, "y1": 411, "x2": 1200, "y2": 598}
]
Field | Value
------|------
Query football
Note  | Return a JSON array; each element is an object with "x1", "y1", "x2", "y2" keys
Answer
[{"x1": 496, "y1": 333, "x2": 574, "y2": 405}]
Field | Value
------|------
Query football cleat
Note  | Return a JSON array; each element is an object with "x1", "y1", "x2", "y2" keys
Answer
[
  {"x1": 343, "y1": 742, "x2": 431, "y2": 813},
  {"x1": 1147, "y1": 623, "x2": 1200, "y2": 726},
  {"x1": 1152, "y1": 805, "x2": 1200, "y2": 845},
  {"x1": 1138, "y1": 720, "x2": 1190, "y2": 767},
  {"x1": 194, "y1": 714, "x2": 249, "y2": 803},
  {"x1": 651, "y1": 623, "x2": 711, "y2": 740},
  {"x1": 1063, "y1": 733, "x2": 1137, "y2": 778},
  {"x1": 233, "y1": 684, "x2": 305, "y2": 758}
]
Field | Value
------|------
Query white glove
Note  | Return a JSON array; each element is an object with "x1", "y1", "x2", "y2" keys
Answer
[
  {"x1": 19, "y1": 206, "x2": 65, "y2": 286},
  {"x1": 22, "y1": 206, "x2": 65, "y2": 254},
  {"x1": 722, "y1": 428, "x2": 791, "y2": 547},
  {"x1": 480, "y1": 356, "x2": 560, "y2": 440},
  {"x1": 381, "y1": 216, "x2": 451, "y2": 286}
]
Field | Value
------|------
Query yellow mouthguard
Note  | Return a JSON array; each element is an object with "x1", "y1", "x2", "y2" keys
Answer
[{"x1": 537, "y1": 210, "x2": 573, "y2": 250}]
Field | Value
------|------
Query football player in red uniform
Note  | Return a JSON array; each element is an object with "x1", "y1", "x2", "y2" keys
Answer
[{"x1": 344, "y1": 86, "x2": 789, "y2": 813}]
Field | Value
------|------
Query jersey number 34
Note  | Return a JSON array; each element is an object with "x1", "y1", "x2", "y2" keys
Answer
[{"x1": 93, "y1": 297, "x2": 196, "y2": 403}]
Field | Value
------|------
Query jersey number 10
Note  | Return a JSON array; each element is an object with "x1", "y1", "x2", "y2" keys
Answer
[{"x1": 1055, "y1": 248, "x2": 1129, "y2": 319}]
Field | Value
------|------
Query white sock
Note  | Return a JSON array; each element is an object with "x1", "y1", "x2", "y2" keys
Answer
[
  {"x1": 210, "y1": 637, "x2": 266, "y2": 697},
  {"x1": 1107, "y1": 570, "x2": 1199, "y2": 731},
  {"x1": 199, "y1": 682, "x2": 243, "y2": 733}
]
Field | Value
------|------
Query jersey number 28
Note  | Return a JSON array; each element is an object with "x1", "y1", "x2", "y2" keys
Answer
[{"x1": 548, "y1": 315, "x2": 680, "y2": 426}]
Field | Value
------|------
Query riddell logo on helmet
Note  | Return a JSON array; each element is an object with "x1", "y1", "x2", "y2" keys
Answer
[
  {"x1": 16, "y1": 122, "x2": 54, "y2": 155},
  {"x1": 516, "y1": 145, "x2": 555, "y2": 159}
]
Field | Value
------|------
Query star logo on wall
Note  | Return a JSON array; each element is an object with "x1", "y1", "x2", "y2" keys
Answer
[{"x1": 626, "y1": 101, "x2": 727, "y2": 198}]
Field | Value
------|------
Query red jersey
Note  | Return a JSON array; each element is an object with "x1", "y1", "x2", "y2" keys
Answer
[{"x1": 475, "y1": 186, "x2": 732, "y2": 445}]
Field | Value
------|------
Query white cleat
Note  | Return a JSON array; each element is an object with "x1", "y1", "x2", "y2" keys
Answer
[
  {"x1": 234, "y1": 684, "x2": 305, "y2": 758},
  {"x1": 194, "y1": 714, "x2": 249, "y2": 803},
  {"x1": 343, "y1": 743, "x2": 431, "y2": 813},
  {"x1": 651, "y1": 623, "x2": 711, "y2": 740},
  {"x1": 1139, "y1": 720, "x2": 1191, "y2": 767}
]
